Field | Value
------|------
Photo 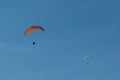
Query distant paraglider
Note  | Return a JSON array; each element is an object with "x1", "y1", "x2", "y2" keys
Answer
[
  {"x1": 24, "y1": 25, "x2": 45, "y2": 45},
  {"x1": 84, "y1": 54, "x2": 92, "y2": 64}
]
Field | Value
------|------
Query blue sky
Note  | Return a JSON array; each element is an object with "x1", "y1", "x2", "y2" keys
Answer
[{"x1": 0, "y1": 0, "x2": 120, "y2": 80}]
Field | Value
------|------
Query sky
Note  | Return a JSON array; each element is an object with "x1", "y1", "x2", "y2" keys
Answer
[{"x1": 0, "y1": 0, "x2": 120, "y2": 80}]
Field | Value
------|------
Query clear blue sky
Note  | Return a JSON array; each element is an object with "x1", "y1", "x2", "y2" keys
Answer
[{"x1": 0, "y1": 0, "x2": 120, "y2": 80}]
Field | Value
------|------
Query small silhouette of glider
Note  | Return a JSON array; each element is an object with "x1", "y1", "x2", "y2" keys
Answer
[
  {"x1": 84, "y1": 54, "x2": 92, "y2": 64},
  {"x1": 24, "y1": 25, "x2": 45, "y2": 45}
]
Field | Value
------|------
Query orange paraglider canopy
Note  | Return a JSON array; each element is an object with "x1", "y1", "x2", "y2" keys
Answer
[{"x1": 24, "y1": 25, "x2": 45, "y2": 35}]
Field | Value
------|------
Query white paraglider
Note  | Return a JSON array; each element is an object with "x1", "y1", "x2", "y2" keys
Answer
[{"x1": 84, "y1": 54, "x2": 92, "y2": 64}]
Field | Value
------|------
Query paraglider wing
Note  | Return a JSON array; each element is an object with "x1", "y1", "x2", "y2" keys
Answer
[{"x1": 24, "y1": 26, "x2": 45, "y2": 35}]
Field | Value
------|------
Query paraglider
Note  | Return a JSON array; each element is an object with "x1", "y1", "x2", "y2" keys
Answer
[
  {"x1": 24, "y1": 25, "x2": 45, "y2": 45},
  {"x1": 84, "y1": 54, "x2": 92, "y2": 64}
]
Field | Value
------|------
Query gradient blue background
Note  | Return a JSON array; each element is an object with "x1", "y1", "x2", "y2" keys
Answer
[{"x1": 0, "y1": 0, "x2": 120, "y2": 80}]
